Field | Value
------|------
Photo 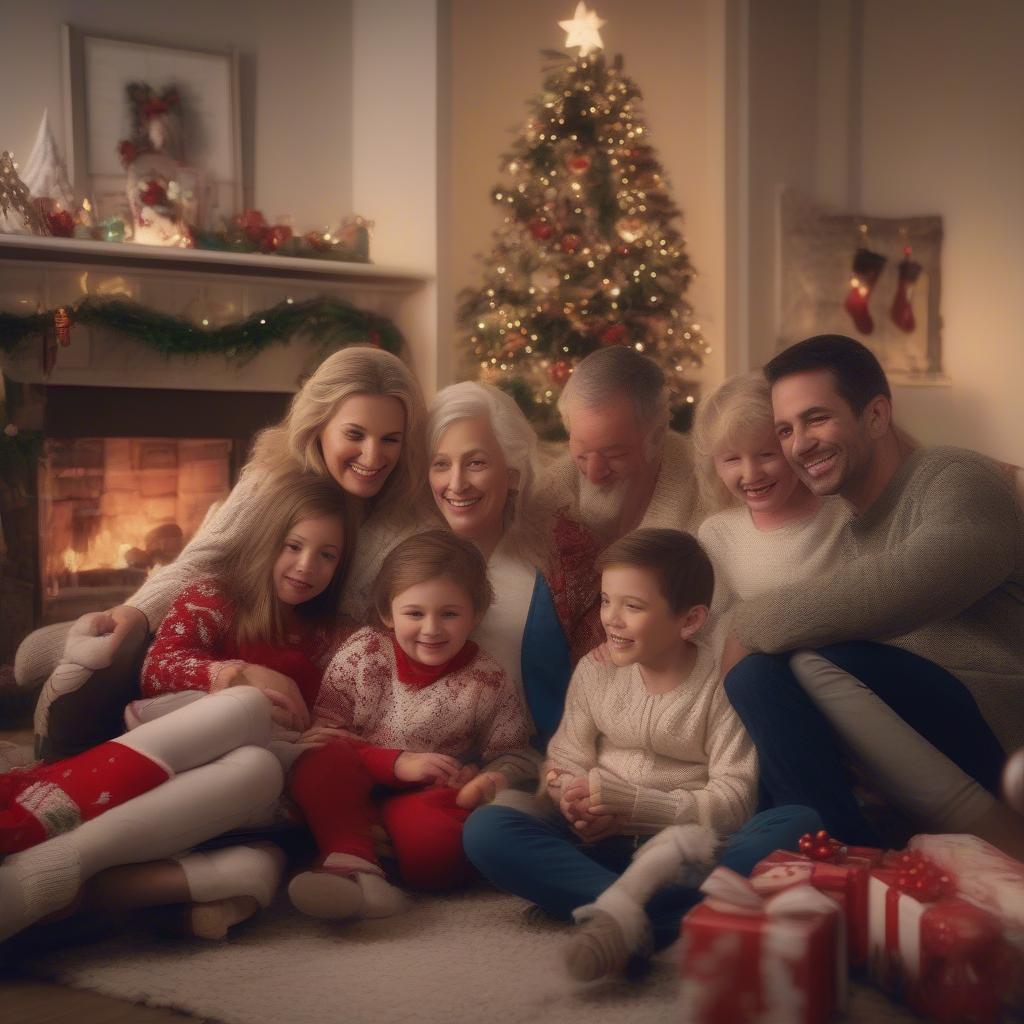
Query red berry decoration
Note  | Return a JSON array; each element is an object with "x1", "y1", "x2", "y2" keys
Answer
[
  {"x1": 797, "y1": 829, "x2": 845, "y2": 861},
  {"x1": 528, "y1": 219, "x2": 553, "y2": 241}
]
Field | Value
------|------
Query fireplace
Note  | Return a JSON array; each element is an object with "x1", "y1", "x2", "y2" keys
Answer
[{"x1": 14, "y1": 381, "x2": 291, "y2": 627}]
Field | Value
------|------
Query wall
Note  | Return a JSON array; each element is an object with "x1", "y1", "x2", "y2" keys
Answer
[
  {"x1": 0, "y1": 0, "x2": 353, "y2": 233},
  {"x1": 857, "y1": 0, "x2": 1024, "y2": 463},
  {"x1": 448, "y1": 0, "x2": 728, "y2": 393}
]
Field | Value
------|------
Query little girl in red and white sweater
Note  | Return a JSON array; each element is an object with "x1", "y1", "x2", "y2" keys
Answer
[{"x1": 285, "y1": 529, "x2": 534, "y2": 921}]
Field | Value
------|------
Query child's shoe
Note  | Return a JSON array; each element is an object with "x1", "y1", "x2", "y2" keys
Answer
[{"x1": 288, "y1": 853, "x2": 409, "y2": 921}]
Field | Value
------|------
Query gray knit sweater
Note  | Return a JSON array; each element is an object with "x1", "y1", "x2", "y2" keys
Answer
[{"x1": 733, "y1": 446, "x2": 1024, "y2": 751}]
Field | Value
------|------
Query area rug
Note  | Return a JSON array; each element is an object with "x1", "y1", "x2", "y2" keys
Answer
[{"x1": 34, "y1": 888, "x2": 918, "y2": 1024}]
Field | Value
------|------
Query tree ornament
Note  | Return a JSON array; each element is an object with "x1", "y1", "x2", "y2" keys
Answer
[
  {"x1": 548, "y1": 360, "x2": 572, "y2": 386},
  {"x1": 43, "y1": 206, "x2": 75, "y2": 237},
  {"x1": 599, "y1": 322, "x2": 627, "y2": 346},
  {"x1": 891, "y1": 244, "x2": 922, "y2": 333},
  {"x1": 561, "y1": 232, "x2": 581, "y2": 253},
  {"x1": 528, "y1": 218, "x2": 553, "y2": 241},
  {"x1": 567, "y1": 153, "x2": 592, "y2": 176},
  {"x1": 843, "y1": 245, "x2": 887, "y2": 334},
  {"x1": 0, "y1": 151, "x2": 49, "y2": 235},
  {"x1": 615, "y1": 216, "x2": 644, "y2": 243},
  {"x1": 530, "y1": 266, "x2": 561, "y2": 293}
]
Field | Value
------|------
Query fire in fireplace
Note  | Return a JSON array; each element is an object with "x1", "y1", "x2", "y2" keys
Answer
[{"x1": 38, "y1": 437, "x2": 232, "y2": 623}]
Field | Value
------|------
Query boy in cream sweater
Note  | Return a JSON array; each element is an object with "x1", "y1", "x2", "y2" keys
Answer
[{"x1": 463, "y1": 528, "x2": 819, "y2": 980}]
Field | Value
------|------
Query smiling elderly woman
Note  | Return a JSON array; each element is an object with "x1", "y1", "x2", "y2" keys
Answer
[{"x1": 427, "y1": 382, "x2": 603, "y2": 742}]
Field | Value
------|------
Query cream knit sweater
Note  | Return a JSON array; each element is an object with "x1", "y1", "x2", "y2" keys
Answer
[
  {"x1": 732, "y1": 447, "x2": 1024, "y2": 751},
  {"x1": 546, "y1": 643, "x2": 757, "y2": 837}
]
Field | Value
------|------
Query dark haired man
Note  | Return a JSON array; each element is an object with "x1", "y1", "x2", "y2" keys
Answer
[{"x1": 724, "y1": 335, "x2": 1024, "y2": 852}]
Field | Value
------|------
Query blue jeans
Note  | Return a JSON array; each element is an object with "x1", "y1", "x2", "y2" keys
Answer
[
  {"x1": 724, "y1": 641, "x2": 1006, "y2": 846},
  {"x1": 463, "y1": 803, "x2": 821, "y2": 950}
]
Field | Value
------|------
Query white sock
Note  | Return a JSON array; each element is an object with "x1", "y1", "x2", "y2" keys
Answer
[
  {"x1": 355, "y1": 872, "x2": 410, "y2": 918},
  {"x1": 573, "y1": 886, "x2": 651, "y2": 957},
  {"x1": 0, "y1": 834, "x2": 83, "y2": 941},
  {"x1": 288, "y1": 854, "x2": 410, "y2": 920},
  {"x1": 176, "y1": 842, "x2": 284, "y2": 908},
  {"x1": 616, "y1": 824, "x2": 718, "y2": 905}
]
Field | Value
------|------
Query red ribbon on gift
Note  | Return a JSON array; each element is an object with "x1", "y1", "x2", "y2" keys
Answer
[{"x1": 886, "y1": 849, "x2": 958, "y2": 903}]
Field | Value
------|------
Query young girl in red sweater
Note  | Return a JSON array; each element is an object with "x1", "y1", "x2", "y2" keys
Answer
[{"x1": 285, "y1": 529, "x2": 534, "y2": 921}]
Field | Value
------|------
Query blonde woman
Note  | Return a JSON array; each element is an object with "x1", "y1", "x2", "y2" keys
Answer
[{"x1": 17, "y1": 346, "x2": 426, "y2": 759}]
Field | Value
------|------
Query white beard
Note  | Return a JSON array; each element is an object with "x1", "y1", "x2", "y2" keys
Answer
[{"x1": 577, "y1": 475, "x2": 632, "y2": 540}]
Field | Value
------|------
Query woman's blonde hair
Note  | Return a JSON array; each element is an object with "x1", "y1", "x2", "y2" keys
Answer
[
  {"x1": 427, "y1": 381, "x2": 550, "y2": 568},
  {"x1": 371, "y1": 529, "x2": 494, "y2": 626},
  {"x1": 248, "y1": 346, "x2": 426, "y2": 513},
  {"x1": 691, "y1": 372, "x2": 776, "y2": 512},
  {"x1": 211, "y1": 471, "x2": 356, "y2": 646}
]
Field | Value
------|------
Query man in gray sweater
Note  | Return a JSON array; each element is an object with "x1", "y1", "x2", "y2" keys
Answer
[{"x1": 724, "y1": 334, "x2": 1024, "y2": 852}]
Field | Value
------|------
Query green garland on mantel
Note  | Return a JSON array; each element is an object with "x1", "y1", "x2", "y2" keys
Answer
[{"x1": 0, "y1": 296, "x2": 404, "y2": 361}]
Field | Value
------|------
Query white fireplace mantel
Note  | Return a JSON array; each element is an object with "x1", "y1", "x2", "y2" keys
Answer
[{"x1": 0, "y1": 235, "x2": 431, "y2": 393}]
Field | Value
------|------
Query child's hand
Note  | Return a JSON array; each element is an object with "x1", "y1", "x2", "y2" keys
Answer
[
  {"x1": 573, "y1": 810, "x2": 628, "y2": 844},
  {"x1": 297, "y1": 722, "x2": 360, "y2": 747},
  {"x1": 230, "y1": 664, "x2": 310, "y2": 732},
  {"x1": 558, "y1": 775, "x2": 591, "y2": 823},
  {"x1": 455, "y1": 770, "x2": 508, "y2": 810},
  {"x1": 450, "y1": 763, "x2": 480, "y2": 789},
  {"x1": 394, "y1": 751, "x2": 463, "y2": 785}
]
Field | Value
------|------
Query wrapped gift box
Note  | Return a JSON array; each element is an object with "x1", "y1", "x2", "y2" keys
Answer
[
  {"x1": 679, "y1": 866, "x2": 845, "y2": 1024},
  {"x1": 749, "y1": 833, "x2": 883, "y2": 965},
  {"x1": 867, "y1": 861, "x2": 1017, "y2": 1024}
]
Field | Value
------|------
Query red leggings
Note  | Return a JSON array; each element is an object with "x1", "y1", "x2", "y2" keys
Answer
[{"x1": 287, "y1": 740, "x2": 472, "y2": 892}]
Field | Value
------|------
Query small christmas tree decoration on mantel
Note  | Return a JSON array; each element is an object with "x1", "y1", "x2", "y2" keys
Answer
[
  {"x1": 456, "y1": 3, "x2": 707, "y2": 435},
  {"x1": 21, "y1": 109, "x2": 75, "y2": 211},
  {"x1": 0, "y1": 151, "x2": 49, "y2": 235}
]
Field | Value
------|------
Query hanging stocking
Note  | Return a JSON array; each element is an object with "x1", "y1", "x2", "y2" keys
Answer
[
  {"x1": 891, "y1": 248, "x2": 922, "y2": 333},
  {"x1": 0, "y1": 740, "x2": 169, "y2": 854},
  {"x1": 843, "y1": 247, "x2": 887, "y2": 334}
]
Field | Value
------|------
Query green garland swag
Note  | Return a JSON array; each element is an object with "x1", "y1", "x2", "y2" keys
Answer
[{"x1": 0, "y1": 296, "x2": 404, "y2": 361}]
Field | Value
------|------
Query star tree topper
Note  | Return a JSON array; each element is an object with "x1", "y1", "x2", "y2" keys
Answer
[{"x1": 559, "y1": 2, "x2": 606, "y2": 57}]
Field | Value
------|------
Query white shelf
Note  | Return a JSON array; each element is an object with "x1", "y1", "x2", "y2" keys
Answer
[{"x1": 0, "y1": 232, "x2": 430, "y2": 285}]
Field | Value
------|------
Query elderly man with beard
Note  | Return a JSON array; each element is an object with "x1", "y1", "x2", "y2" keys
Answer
[
  {"x1": 723, "y1": 334, "x2": 1024, "y2": 856},
  {"x1": 547, "y1": 347, "x2": 707, "y2": 544}
]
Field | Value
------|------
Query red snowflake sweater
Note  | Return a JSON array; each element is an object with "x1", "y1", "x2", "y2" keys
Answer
[
  {"x1": 141, "y1": 580, "x2": 349, "y2": 710},
  {"x1": 314, "y1": 626, "x2": 536, "y2": 785}
]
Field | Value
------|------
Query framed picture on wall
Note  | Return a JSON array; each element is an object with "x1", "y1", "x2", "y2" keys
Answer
[{"x1": 61, "y1": 26, "x2": 242, "y2": 231}]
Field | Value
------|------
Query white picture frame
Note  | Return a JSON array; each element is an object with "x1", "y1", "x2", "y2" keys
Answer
[{"x1": 61, "y1": 26, "x2": 242, "y2": 227}]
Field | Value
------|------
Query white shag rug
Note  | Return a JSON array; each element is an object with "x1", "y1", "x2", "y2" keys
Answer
[{"x1": 36, "y1": 888, "x2": 919, "y2": 1024}]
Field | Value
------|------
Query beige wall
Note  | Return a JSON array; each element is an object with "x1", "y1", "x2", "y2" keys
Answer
[
  {"x1": 857, "y1": 0, "x2": 1024, "y2": 464},
  {"x1": 0, "y1": 0, "x2": 353, "y2": 230}
]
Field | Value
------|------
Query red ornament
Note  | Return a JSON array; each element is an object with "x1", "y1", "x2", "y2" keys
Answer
[
  {"x1": 614, "y1": 244, "x2": 630, "y2": 257},
  {"x1": 261, "y1": 224, "x2": 293, "y2": 253},
  {"x1": 599, "y1": 323, "x2": 627, "y2": 347},
  {"x1": 45, "y1": 209, "x2": 75, "y2": 238},
  {"x1": 304, "y1": 230, "x2": 332, "y2": 252},
  {"x1": 567, "y1": 154, "x2": 591, "y2": 175},
  {"x1": 139, "y1": 180, "x2": 168, "y2": 208},
  {"x1": 561, "y1": 233, "x2": 581, "y2": 253},
  {"x1": 528, "y1": 219, "x2": 553, "y2": 241},
  {"x1": 548, "y1": 360, "x2": 572, "y2": 386}
]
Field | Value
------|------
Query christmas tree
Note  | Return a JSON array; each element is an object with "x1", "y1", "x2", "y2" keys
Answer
[{"x1": 457, "y1": 2, "x2": 707, "y2": 436}]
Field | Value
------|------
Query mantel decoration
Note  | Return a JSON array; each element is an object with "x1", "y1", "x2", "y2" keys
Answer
[{"x1": 0, "y1": 296, "x2": 404, "y2": 365}]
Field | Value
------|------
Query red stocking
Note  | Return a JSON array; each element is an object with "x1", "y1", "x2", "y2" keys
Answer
[
  {"x1": 0, "y1": 741, "x2": 169, "y2": 854},
  {"x1": 844, "y1": 248, "x2": 887, "y2": 334},
  {"x1": 891, "y1": 253, "x2": 922, "y2": 333}
]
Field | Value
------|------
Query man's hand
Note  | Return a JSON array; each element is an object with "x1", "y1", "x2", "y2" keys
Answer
[
  {"x1": 230, "y1": 664, "x2": 310, "y2": 732},
  {"x1": 394, "y1": 751, "x2": 463, "y2": 786},
  {"x1": 455, "y1": 770, "x2": 508, "y2": 810}
]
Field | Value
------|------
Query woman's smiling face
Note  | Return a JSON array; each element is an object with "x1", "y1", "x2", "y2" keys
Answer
[{"x1": 428, "y1": 416, "x2": 510, "y2": 547}]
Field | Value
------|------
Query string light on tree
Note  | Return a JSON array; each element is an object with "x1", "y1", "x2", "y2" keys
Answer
[{"x1": 456, "y1": 4, "x2": 706, "y2": 435}]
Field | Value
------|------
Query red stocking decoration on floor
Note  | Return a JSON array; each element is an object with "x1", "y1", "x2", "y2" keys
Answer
[
  {"x1": 0, "y1": 740, "x2": 169, "y2": 854},
  {"x1": 843, "y1": 247, "x2": 887, "y2": 334},
  {"x1": 891, "y1": 247, "x2": 922, "y2": 333}
]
